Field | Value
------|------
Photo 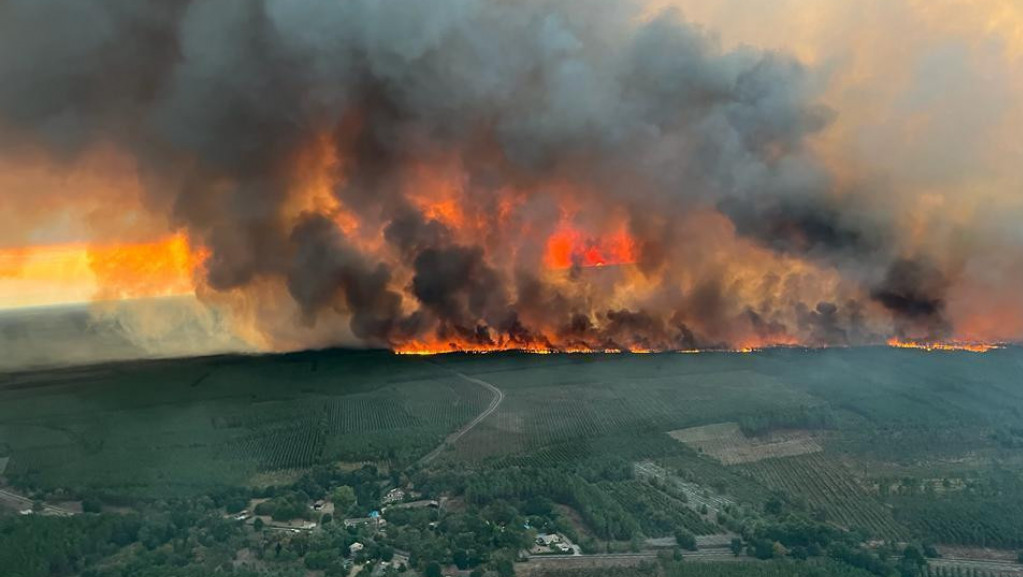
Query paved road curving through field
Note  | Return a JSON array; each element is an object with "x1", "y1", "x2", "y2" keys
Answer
[{"x1": 417, "y1": 365, "x2": 504, "y2": 467}]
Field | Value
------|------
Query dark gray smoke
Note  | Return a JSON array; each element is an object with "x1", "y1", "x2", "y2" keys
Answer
[
  {"x1": 870, "y1": 257, "x2": 951, "y2": 340},
  {"x1": 0, "y1": 0, "x2": 954, "y2": 350}
]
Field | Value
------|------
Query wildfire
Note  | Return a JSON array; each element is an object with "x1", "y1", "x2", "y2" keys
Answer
[
  {"x1": 394, "y1": 342, "x2": 767, "y2": 356},
  {"x1": 544, "y1": 225, "x2": 638, "y2": 269},
  {"x1": 0, "y1": 233, "x2": 205, "y2": 309},
  {"x1": 886, "y1": 338, "x2": 1002, "y2": 353},
  {"x1": 393, "y1": 342, "x2": 629, "y2": 355}
]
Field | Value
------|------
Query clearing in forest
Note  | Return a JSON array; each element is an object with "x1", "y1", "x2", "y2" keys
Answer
[{"x1": 668, "y1": 422, "x2": 821, "y2": 465}]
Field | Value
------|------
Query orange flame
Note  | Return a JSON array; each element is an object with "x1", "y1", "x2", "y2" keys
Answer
[
  {"x1": 394, "y1": 341, "x2": 770, "y2": 356},
  {"x1": 393, "y1": 339, "x2": 627, "y2": 355},
  {"x1": 544, "y1": 225, "x2": 638, "y2": 269},
  {"x1": 886, "y1": 338, "x2": 1002, "y2": 353}
]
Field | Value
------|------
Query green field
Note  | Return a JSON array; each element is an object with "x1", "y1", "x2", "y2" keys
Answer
[
  {"x1": 0, "y1": 351, "x2": 490, "y2": 497},
  {"x1": 3, "y1": 346, "x2": 1023, "y2": 551}
]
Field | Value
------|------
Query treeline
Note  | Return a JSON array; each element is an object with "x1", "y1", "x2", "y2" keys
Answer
[
  {"x1": 265, "y1": 463, "x2": 388, "y2": 513},
  {"x1": 464, "y1": 457, "x2": 647, "y2": 540},
  {"x1": 259, "y1": 518, "x2": 399, "y2": 575},
  {"x1": 0, "y1": 464, "x2": 397, "y2": 577},
  {"x1": 738, "y1": 406, "x2": 836, "y2": 437},
  {"x1": 0, "y1": 515, "x2": 140, "y2": 577},
  {"x1": 721, "y1": 504, "x2": 937, "y2": 577},
  {"x1": 892, "y1": 471, "x2": 1023, "y2": 549},
  {"x1": 601, "y1": 481, "x2": 717, "y2": 536},
  {"x1": 894, "y1": 495, "x2": 1023, "y2": 548},
  {"x1": 254, "y1": 491, "x2": 314, "y2": 521},
  {"x1": 0, "y1": 506, "x2": 246, "y2": 577},
  {"x1": 385, "y1": 503, "x2": 530, "y2": 575},
  {"x1": 989, "y1": 426, "x2": 1023, "y2": 449}
]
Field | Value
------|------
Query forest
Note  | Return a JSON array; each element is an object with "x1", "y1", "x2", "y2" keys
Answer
[{"x1": 4, "y1": 348, "x2": 1023, "y2": 576}]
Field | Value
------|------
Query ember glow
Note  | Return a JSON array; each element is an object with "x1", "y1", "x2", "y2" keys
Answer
[
  {"x1": 886, "y1": 339, "x2": 1003, "y2": 354},
  {"x1": 544, "y1": 225, "x2": 638, "y2": 270},
  {"x1": 0, "y1": 0, "x2": 1022, "y2": 360},
  {"x1": 394, "y1": 343, "x2": 760, "y2": 356}
]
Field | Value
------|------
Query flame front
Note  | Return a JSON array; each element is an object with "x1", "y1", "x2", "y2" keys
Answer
[
  {"x1": 886, "y1": 339, "x2": 1002, "y2": 353},
  {"x1": 1, "y1": 0, "x2": 1022, "y2": 357}
]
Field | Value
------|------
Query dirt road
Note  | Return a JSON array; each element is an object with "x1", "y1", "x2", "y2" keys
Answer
[{"x1": 418, "y1": 366, "x2": 504, "y2": 466}]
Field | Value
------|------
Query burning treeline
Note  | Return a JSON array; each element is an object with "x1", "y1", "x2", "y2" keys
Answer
[{"x1": 0, "y1": 0, "x2": 1019, "y2": 354}]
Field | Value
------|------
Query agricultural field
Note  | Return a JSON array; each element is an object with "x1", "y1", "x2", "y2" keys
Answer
[
  {"x1": 668, "y1": 422, "x2": 822, "y2": 465},
  {"x1": 443, "y1": 354, "x2": 820, "y2": 463},
  {"x1": 738, "y1": 453, "x2": 907, "y2": 538},
  {"x1": 3, "y1": 345, "x2": 1023, "y2": 562},
  {"x1": 431, "y1": 347, "x2": 1023, "y2": 549},
  {"x1": 0, "y1": 350, "x2": 491, "y2": 498}
]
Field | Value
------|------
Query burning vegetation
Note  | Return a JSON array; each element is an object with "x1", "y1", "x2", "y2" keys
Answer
[
  {"x1": 885, "y1": 339, "x2": 1003, "y2": 354},
  {"x1": 0, "y1": 0, "x2": 1020, "y2": 356}
]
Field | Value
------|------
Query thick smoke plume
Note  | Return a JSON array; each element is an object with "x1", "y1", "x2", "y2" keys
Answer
[{"x1": 1, "y1": 0, "x2": 1021, "y2": 353}]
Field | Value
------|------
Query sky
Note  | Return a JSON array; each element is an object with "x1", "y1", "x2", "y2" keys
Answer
[{"x1": 0, "y1": 0, "x2": 1021, "y2": 356}]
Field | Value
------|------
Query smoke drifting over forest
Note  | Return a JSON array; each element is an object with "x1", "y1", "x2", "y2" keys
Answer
[{"x1": 2, "y1": 0, "x2": 1022, "y2": 355}]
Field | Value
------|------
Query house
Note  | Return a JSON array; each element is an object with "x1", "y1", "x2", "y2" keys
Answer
[
  {"x1": 349, "y1": 542, "x2": 365, "y2": 555},
  {"x1": 312, "y1": 500, "x2": 325, "y2": 511},
  {"x1": 382, "y1": 488, "x2": 406, "y2": 504},
  {"x1": 536, "y1": 533, "x2": 561, "y2": 546}
]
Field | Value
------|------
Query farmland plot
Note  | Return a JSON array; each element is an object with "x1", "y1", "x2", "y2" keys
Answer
[
  {"x1": 738, "y1": 453, "x2": 906, "y2": 538},
  {"x1": 448, "y1": 362, "x2": 818, "y2": 463},
  {"x1": 217, "y1": 376, "x2": 493, "y2": 470},
  {"x1": 0, "y1": 353, "x2": 492, "y2": 496},
  {"x1": 668, "y1": 422, "x2": 822, "y2": 465},
  {"x1": 222, "y1": 422, "x2": 326, "y2": 471}
]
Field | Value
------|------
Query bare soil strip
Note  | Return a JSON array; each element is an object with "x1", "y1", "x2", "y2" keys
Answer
[{"x1": 668, "y1": 422, "x2": 821, "y2": 465}]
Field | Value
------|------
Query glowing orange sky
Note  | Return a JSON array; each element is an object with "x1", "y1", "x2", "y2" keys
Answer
[
  {"x1": 0, "y1": 235, "x2": 201, "y2": 309},
  {"x1": 1, "y1": 0, "x2": 1022, "y2": 352}
]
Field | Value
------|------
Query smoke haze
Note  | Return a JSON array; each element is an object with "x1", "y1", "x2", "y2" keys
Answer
[{"x1": 1, "y1": 0, "x2": 1021, "y2": 361}]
